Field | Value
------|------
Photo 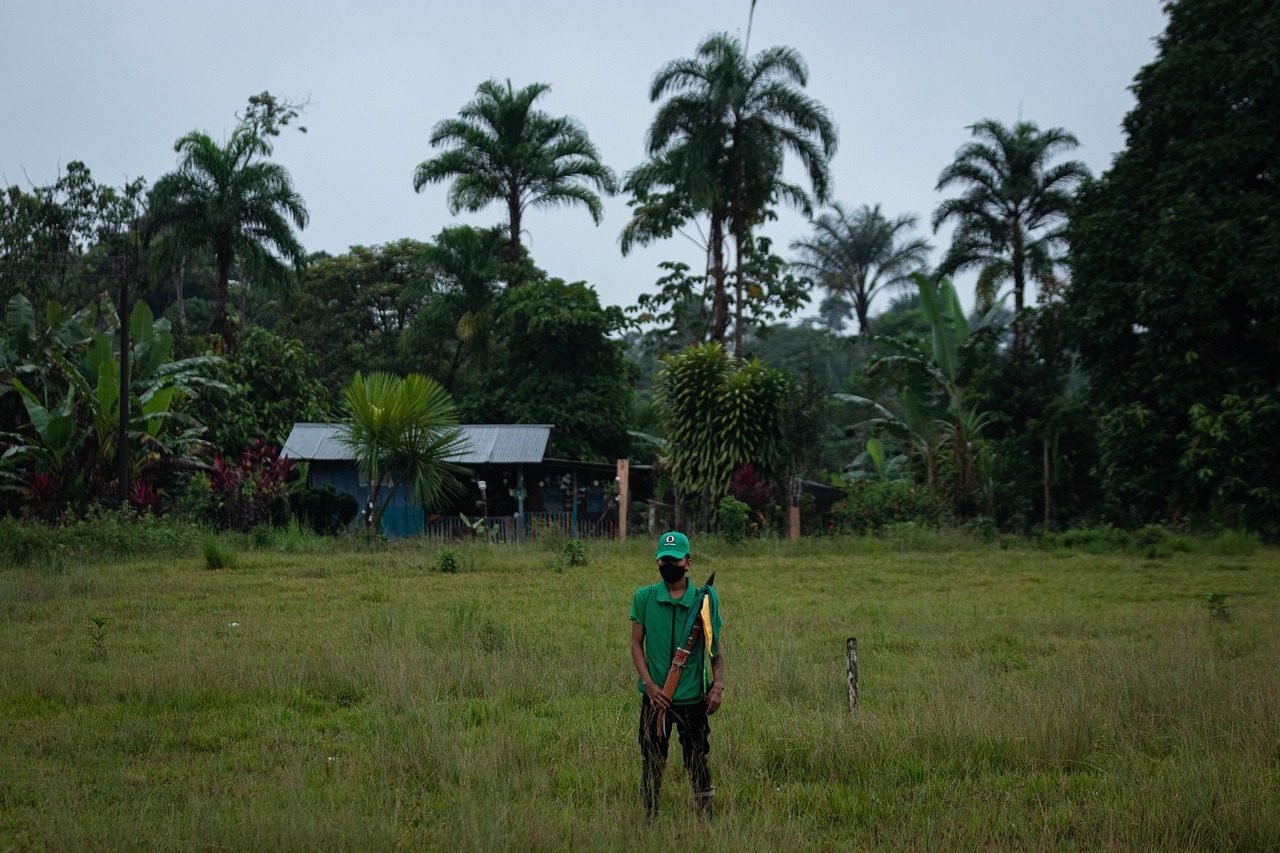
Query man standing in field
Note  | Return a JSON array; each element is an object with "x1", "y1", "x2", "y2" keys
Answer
[{"x1": 630, "y1": 531, "x2": 724, "y2": 821}]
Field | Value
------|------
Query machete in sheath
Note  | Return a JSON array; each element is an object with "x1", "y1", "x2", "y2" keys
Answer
[{"x1": 655, "y1": 572, "x2": 716, "y2": 737}]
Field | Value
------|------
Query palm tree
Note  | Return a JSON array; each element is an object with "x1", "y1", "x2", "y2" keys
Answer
[
  {"x1": 405, "y1": 224, "x2": 508, "y2": 395},
  {"x1": 625, "y1": 33, "x2": 837, "y2": 354},
  {"x1": 336, "y1": 371, "x2": 468, "y2": 529},
  {"x1": 790, "y1": 202, "x2": 931, "y2": 336},
  {"x1": 149, "y1": 128, "x2": 308, "y2": 348},
  {"x1": 932, "y1": 119, "x2": 1089, "y2": 354},
  {"x1": 413, "y1": 79, "x2": 618, "y2": 273}
]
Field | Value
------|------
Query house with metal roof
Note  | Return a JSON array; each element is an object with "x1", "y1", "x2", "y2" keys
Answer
[{"x1": 282, "y1": 423, "x2": 650, "y2": 539}]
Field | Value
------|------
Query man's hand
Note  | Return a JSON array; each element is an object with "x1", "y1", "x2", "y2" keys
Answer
[
  {"x1": 644, "y1": 681, "x2": 671, "y2": 709},
  {"x1": 705, "y1": 683, "x2": 723, "y2": 714}
]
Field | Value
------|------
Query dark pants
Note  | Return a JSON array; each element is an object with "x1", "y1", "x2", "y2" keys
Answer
[{"x1": 639, "y1": 696, "x2": 714, "y2": 819}]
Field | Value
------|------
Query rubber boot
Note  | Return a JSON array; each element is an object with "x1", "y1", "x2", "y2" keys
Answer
[{"x1": 695, "y1": 786, "x2": 715, "y2": 822}]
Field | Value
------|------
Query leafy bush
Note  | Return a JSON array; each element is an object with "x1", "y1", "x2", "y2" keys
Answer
[
  {"x1": 1037, "y1": 523, "x2": 1132, "y2": 554},
  {"x1": 0, "y1": 508, "x2": 203, "y2": 568},
  {"x1": 436, "y1": 546, "x2": 461, "y2": 573},
  {"x1": 210, "y1": 440, "x2": 297, "y2": 532},
  {"x1": 964, "y1": 515, "x2": 997, "y2": 543},
  {"x1": 830, "y1": 482, "x2": 946, "y2": 535},
  {"x1": 563, "y1": 539, "x2": 587, "y2": 567},
  {"x1": 289, "y1": 484, "x2": 359, "y2": 535},
  {"x1": 1207, "y1": 529, "x2": 1260, "y2": 557},
  {"x1": 202, "y1": 534, "x2": 237, "y2": 570},
  {"x1": 717, "y1": 496, "x2": 750, "y2": 544}
]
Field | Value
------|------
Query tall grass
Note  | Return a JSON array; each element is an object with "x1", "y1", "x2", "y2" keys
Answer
[{"x1": 0, "y1": 536, "x2": 1276, "y2": 849}]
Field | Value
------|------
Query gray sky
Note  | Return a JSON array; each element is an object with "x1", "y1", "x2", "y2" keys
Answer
[{"x1": 1, "y1": 0, "x2": 1167, "y2": 319}]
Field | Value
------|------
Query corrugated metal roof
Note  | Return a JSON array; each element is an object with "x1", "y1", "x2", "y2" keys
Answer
[{"x1": 281, "y1": 423, "x2": 553, "y2": 465}]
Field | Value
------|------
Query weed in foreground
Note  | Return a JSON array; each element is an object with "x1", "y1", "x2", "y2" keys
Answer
[{"x1": 202, "y1": 534, "x2": 237, "y2": 569}]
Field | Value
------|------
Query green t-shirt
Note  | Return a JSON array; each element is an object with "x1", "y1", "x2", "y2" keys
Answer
[{"x1": 630, "y1": 580, "x2": 722, "y2": 705}]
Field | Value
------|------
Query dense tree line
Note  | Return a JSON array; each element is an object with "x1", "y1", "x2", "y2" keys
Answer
[{"x1": 2, "y1": 0, "x2": 1276, "y2": 538}]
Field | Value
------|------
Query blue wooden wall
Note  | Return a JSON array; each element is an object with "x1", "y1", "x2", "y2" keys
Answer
[{"x1": 309, "y1": 462, "x2": 424, "y2": 538}]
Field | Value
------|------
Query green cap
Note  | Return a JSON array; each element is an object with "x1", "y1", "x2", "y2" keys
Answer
[{"x1": 655, "y1": 531, "x2": 690, "y2": 560}]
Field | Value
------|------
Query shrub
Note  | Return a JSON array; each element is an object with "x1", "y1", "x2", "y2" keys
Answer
[
  {"x1": 563, "y1": 539, "x2": 587, "y2": 567},
  {"x1": 436, "y1": 546, "x2": 461, "y2": 573},
  {"x1": 202, "y1": 534, "x2": 237, "y2": 570},
  {"x1": 1208, "y1": 529, "x2": 1260, "y2": 557},
  {"x1": 964, "y1": 515, "x2": 997, "y2": 543},
  {"x1": 717, "y1": 496, "x2": 750, "y2": 544},
  {"x1": 830, "y1": 482, "x2": 946, "y2": 535},
  {"x1": 289, "y1": 484, "x2": 359, "y2": 535},
  {"x1": 0, "y1": 508, "x2": 203, "y2": 568},
  {"x1": 210, "y1": 440, "x2": 297, "y2": 533}
]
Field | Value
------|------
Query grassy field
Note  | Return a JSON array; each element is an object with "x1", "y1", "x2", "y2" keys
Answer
[{"x1": 1, "y1": 533, "x2": 1277, "y2": 850}]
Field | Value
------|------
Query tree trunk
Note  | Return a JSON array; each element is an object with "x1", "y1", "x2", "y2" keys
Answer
[
  {"x1": 507, "y1": 194, "x2": 523, "y2": 280},
  {"x1": 117, "y1": 256, "x2": 130, "y2": 508},
  {"x1": 175, "y1": 257, "x2": 188, "y2": 335},
  {"x1": 1043, "y1": 434, "x2": 1052, "y2": 527},
  {"x1": 733, "y1": 226, "x2": 745, "y2": 365},
  {"x1": 709, "y1": 213, "x2": 727, "y2": 344},
  {"x1": 213, "y1": 245, "x2": 233, "y2": 350},
  {"x1": 1010, "y1": 220, "x2": 1026, "y2": 356}
]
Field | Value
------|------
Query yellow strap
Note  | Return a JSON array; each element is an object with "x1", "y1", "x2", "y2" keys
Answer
[{"x1": 699, "y1": 595, "x2": 714, "y2": 690}]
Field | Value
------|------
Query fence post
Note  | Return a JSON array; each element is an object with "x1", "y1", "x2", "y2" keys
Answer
[
  {"x1": 616, "y1": 458, "x2": 629, "y2": 543},
  {"x1": 846, "y1": 637, "x2": 859, "y2": 713}
]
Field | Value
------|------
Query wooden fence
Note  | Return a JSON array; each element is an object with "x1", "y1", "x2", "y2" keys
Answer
[{"x1": 424, "y1": 512, "x2": 616, "y2": 543}]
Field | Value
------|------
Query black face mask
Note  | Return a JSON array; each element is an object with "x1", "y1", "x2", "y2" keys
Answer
[{"x1": 659, "y1": 561, "x2": 687, "y2": 584}]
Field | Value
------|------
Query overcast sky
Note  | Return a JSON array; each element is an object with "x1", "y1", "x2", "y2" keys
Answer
[{"x1": 2, "y1": 0, "x2": 1168, "y2": 320}]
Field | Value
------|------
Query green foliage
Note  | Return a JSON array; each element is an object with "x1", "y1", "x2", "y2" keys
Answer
[
  {"x1": 435, "y1": 546, "x2": 462, "y2": 574},
  {"x1": 562, "y1": 539, "x2": 587, "y2": 567},
  {"x1": 625, "y1": 32, "x2": 836, "y2": 348},
  {"x1": 790, "y1": 202, "x2": 931, "y2": 336},
  {"x1": 202, "y1": 533, "x2": 237, "y2": 569},
  {"x1": 464, "y1": 279, "x2": 635, "y2": 461},
  {"x1": 87, "y1": 616, "x2": 107, "y2": 661},
  {"x1": 840, "y1": 275, "x2": 997, "y2": 514},
  {"x1": 288, "y1": 484, "x2": 358, "y2": 536},
  {"x1": 964, "y1": 515, "x2": 997, "y2": 543},
  {"x1": 148, "y1": 126, "x2": 308, "y2": 346},
  {"x1": 209, "y1": 440, "x2": 295, "y2": 533},
  {"x1": 0, "y1": 507, "x2": 203, "y2": 567},
  {"x1": 829, "y1": 481, "x2": 946, "y2": 535},
  {"x1": 966, "y1": 300, "x2": 1103, "y2": 532},
  {"x1": 337, "y1": 371, "x2": 467, "y2": 527},
  {"x1": 414, "y1": 79, "x2": 618, "y2": 270},
  {"x1": 269, "y1": 240, "x2": 435, "y2": 397},
  {"x1": 0, "y1": 162, "x2": 144, "y2": 309},
  {"x1": 1067, "y1": 0, "x2": 1280, "y2": 532},
  {"x1": 654, "y1": 342, "x2": 787, "y2": 527},
  {"x1": 933, "y1": 118, "x2": 1088, "y2": 351},
  {"x1": 716, "y1": 495, "x2": 750, "y2": 544},
  {"x1": 1, "y1": 295, "x2": 223, "y2": 516},
  {"x1": 187, "y1": 326, "x2": 328, "y2": 456},
  {"x1": 402, "y1": 226, "x2": 508, "y2": 398}
]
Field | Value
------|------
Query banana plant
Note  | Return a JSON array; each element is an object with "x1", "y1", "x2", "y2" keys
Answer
[
  {"x1": 2, "y1": 294, "x2": 226, "y2": 512},
  {"x1": 838, "y1": 275, "x2": 1001, "y2": 507}
]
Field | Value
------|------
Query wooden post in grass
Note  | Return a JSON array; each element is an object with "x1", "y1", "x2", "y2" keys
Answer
[
  {"x1": 847, "y1": 637, "x2": 859, "y2": 713},
  {"x1": 616, "y1": 458, "x2": 629, "y2": 543}
]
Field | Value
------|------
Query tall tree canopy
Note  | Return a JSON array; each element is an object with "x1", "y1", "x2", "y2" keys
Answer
[
  {"x1": 624, "y1": 33, "x2": 837, "y2": 352},
  {"x1": 933, "y1": 119, "x2": 1088, "y2": 353},
  {"x1": 149, "y1": 128, "x2": 309, "y2": 348},
  {"x1": 413, "y1": 79, "x2": 618, "y2": 272},
  {"x1": 464, "y1": 278, "x2": 634, "y2": 462},
  {"x1": 1067, "y1": 0, "x2": 1280, "y2": 532},
  {"x1": 790, "y1": 202, "x2": 931, "y2": 336}
]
